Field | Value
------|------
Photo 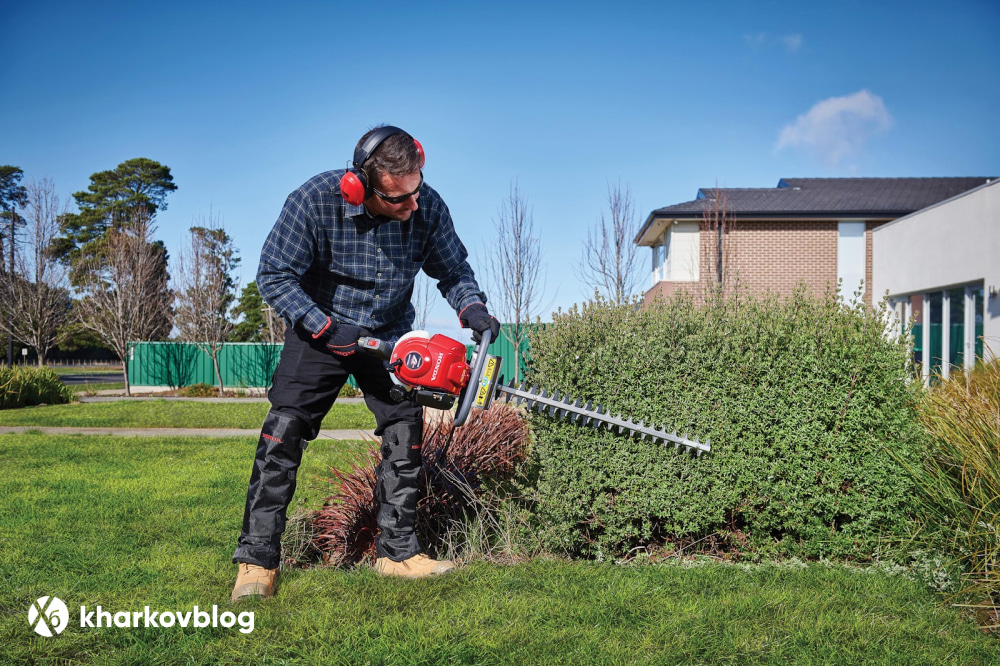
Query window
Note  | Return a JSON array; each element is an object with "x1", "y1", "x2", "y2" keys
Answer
[
  {"x1": 897, "y1": 282, "x2": 986, "y2": 384},
  {"x1": 837, "y1": 221, "x2": 866, "y2": 304},
  {"x1": 651, "y1": 222, "x2": 700, "y2": 284}
]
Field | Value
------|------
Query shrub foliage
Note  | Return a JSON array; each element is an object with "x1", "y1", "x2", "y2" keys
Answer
[
  {"x1": 0, "y1": 366, "x2": 75, "y2": 409},
  {"x1": 525, "y1": 287, "x2": 926, "y2": 559}
]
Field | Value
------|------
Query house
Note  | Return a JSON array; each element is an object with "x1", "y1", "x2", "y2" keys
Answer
[
  {"x1": 873, "y1": 178, "x2": 999, "y2": 380},
  {"x1": 635, "y1": 177, "x2": 992, "y2": 308},
  {"x1": 634, "y1": 176, "x2": 997, "y2": 377}
]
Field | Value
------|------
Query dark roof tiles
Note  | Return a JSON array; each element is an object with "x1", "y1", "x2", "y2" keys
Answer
[{"x1": 651, "y1": 177, "x2": 993, "y2": 217}]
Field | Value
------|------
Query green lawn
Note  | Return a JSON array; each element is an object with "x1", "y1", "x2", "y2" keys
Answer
[
  {"x1": 46, "y1": 365, "x2": 123, "y2": 376},
  {"x1": 76, "y1": 382, "x2": 127, "y2": 393},
  {"x1": 1, "y1": 432, "x2": 997, "y2": 664},
  {"x1": 0, "y1": 399, "x2": 377, "y2": 431}
]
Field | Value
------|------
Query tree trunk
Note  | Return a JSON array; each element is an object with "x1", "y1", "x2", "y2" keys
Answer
[
  {"x1": 122, "y1": 345, "x2": 132, "y2": 397},
  {"x1": 212, "y1": 352, "x2": 225, "y2": 397}
]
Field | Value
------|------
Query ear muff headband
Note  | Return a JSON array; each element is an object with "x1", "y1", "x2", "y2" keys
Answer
[{"x1": 340, "y1": 126, "x2": 425, "y2": 205}]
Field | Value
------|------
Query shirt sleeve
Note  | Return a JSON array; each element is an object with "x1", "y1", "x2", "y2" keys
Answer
[
  {"x1": 420, "y1": 195, "x2": 488, "y2": 314},
  {"x1": 256, "y1": 188, "x2": 330, "y2": 334}
]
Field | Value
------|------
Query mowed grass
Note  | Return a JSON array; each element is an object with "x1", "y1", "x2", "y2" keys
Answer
[
  {"x1": 1, "y1": 433, "x2": 998, "y2": 664},
  {"x1": 0, "y1": 399, "x2": 376, "y2": 430},
  {"x1": 47, "y1": 365, "x2": 123, "y2": 376}
]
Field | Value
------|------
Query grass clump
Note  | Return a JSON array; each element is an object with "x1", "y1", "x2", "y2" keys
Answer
[
  {"x1": 526, "y1": 286, "x2": 926, "y2": 561},
  {"x1": 0, "y1": 365, "x2": 75, "y2": 409},
  {"x1": 311, "y1": 405, "x2": 531, "y2": 566},
  {"x1": 905, "y1": 357, "x2": 1000, "y2": 627},
  {"x1": 180, "y1": 382, "x2": 219, "y2": 397}
]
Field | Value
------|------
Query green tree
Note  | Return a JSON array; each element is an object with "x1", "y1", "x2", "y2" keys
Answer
[
  {"x1": 229, "y1": 281, "x2": 286, "y2": 343},
  {"x1": 54, "y1": 158, "x2": 176, "y2": 338},
  {"x1": 0, "y1": 166, "x2": 29, "y2": 273},
  {"x1": 53, "y1": 157, "x2": 177, "y2": 264},
  {"x1": 1, "y1": 166, "x2": 30, "y2": 365}
]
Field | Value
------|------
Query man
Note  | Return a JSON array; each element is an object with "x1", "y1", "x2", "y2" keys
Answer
[{"x1": 231, "y1": 125, "x2": 500, "y2": 601}]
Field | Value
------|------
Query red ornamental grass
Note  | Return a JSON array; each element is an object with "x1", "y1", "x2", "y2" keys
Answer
[{"x1": 311, "y1": 404, "x2": 530, "y2": 566}]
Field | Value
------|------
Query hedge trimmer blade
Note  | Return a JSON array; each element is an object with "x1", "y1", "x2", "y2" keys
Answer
[
  {"x1": 493, "y1": 378, "x2": 710, "y2": 456},
  {"x1": 360, "y1": 328, "x2": 711, "y2": 456}
]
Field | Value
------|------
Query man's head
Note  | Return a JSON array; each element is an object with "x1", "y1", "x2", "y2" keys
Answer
[
  {"x1": 352, "y1": 126, "x2": 424, "y2": 220},
  {"x1": 355, "y1": 127, "x2": 423, "y2": 188},
  {"x1": 364, "y1": 170, "x2": 422, "y2": 221}
]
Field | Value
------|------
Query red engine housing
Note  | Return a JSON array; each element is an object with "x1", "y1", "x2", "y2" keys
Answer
[{"x1": 390, "y1": 333, "x2": 471, "y2": 396}]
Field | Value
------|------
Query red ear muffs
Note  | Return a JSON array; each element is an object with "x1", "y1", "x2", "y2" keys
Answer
[
  {"x1": 342, "y1": 126, "x2": 425, "y2": 206},
  {"x1": 413, "y1": 138, "x2": 425, "y2": 168},
  {"x1": 340, "y1": 170, "x2": 367, "y2": 206}
]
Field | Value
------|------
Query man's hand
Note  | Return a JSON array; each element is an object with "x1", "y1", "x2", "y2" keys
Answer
[
  {"x1": 459, "y1": 303, "x2": 500, "y2": 343},
  {"x1": 313, "y1": 317, "x2": 369, "y2": 356}
]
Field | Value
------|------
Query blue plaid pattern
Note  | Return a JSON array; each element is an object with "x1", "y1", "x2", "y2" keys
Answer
[{"x1": 257, "y1": 169, "x2": 486, "y2": 340}]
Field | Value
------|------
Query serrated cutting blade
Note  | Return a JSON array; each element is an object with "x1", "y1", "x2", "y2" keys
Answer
[{"x1": 493, "y1": 378, "x2": 710, "y2": 455}]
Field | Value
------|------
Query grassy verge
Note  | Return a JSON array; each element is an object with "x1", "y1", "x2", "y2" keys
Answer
[
  {"x1": 77, "y1": 382, "x2": 127, "y2": 394},
  {"x1": 0, "y1": 399, "x2": 376, "y2": 430},
  {"x1": 47, "y1": 365, "x2": 123, "y2": 376},
  {"x1": 1, "y1": 433, "x2": 997, "y2": 664}
]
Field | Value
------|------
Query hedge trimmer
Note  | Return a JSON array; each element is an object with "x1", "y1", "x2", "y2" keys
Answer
[{"x1": 358, "y1": 329, "x2": 709, "y2": 456}]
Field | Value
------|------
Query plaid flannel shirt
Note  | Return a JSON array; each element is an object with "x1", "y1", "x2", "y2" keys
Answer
[{"x1": 257, "y1": 169, "x2": 486, "y2": 340}]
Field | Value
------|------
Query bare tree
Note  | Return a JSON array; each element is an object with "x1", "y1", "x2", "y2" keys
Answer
[
  {"x1": 482, "y1": 181, "x2": 543, "y2": 382},
  {"x1": 577, "y1": 180, "x2": 642, "y2": 305},
  {"x1": 699, "y1": 185, "x2": 738, "y2": 294},
  {"x1": 411, "y1": 272, "x2": 435, "y2": 330},
  {"x1": 261, "y1": 304, "x2": 285, "y2": 344},
  {"x1": 0, "y1": 178, "x2": 71, "y2": 365},
  {"x1": 173, "y1": 215, "x2": 240, "y2": 396},
  {"x1": 75, "y1": 212, "x2": 172, "y2": 395}
]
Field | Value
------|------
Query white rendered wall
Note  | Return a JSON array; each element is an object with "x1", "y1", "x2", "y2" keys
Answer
[{"x1": 872, "y1": 180, "x2": 1000, "y2": 360}]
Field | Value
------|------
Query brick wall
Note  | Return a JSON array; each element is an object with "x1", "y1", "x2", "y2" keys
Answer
[{"x1": 645, "y1": 220, "x2": 848, "y2": 305}]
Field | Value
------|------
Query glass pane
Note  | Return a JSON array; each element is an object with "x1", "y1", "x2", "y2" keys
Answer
[
  {"x1": 929, "y1": 292, "x2": 943, "y2": 378},
  {"x1": 910, "y1": 294, "x2": 923, "y2": 370},
  {"x1": 949, "y1": 288, "x2": 964, "y2": 371},
  {"x1": 974, "y1": 286, "x2": 984, "y2": 365}
]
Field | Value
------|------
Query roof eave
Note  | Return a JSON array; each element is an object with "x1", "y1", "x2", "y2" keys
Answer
[{"x1": 634, "y1": 212, "x2": 900, "y2": 247}]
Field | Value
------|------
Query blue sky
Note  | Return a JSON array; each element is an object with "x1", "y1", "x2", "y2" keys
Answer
[{"x1": 2, "y1": 0, "x2": 997, "y2": 340}]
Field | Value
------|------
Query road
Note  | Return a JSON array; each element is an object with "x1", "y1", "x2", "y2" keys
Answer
[{"x1": 58, "y1": 373, "x2": 125, "y2": 386}]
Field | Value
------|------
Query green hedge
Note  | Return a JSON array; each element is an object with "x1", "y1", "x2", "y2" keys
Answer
[
  {"x1": 525, "y1": 287, "x2": 926, "y2": 560},
  {"x1": 0, "y1": 366, "x2": 75, "y2": 409}
]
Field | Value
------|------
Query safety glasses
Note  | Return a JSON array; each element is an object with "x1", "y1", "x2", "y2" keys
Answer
[{"x1": 372, "y1": 173, "x2": 423, "y2": 204}]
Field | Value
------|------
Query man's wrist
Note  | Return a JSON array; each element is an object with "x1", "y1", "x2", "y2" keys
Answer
[{"x1": 303, "y1": 308, "x2": 331, "y2": 337}]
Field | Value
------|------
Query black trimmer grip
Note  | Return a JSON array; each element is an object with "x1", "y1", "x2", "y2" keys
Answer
[
  {"x1": 357, "y1": 336, "x2": 393, "y2": 361},
  {"x1": 454, "y1": 328, "x2": 492, "y2": 427}
]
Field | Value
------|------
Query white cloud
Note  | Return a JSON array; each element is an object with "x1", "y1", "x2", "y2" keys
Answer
[
  {"x1": 782, "y1": 34, "x2": 803, "y2": 53},
  {"x1": 744, "y1": 32, "x2": 803, "y2": 52},
  {"x1": 775, "y1": 90, "x2": 892, "y2": 166}
]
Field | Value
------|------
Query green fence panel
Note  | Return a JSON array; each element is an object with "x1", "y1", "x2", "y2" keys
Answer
[
  {"x1": 129, "y1": 327, "x2": 541, "y2": 390},
  {"x1": 129, "y1": 341, "x2": 364, "y2": 389},
  {"x1": 464, "y1": 323, "x2": 539, "y2": 382},
  {"x1": 128, "y1": 342, "x2": 284, "y2": 388}
]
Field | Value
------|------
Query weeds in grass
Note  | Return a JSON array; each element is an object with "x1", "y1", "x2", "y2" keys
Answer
[
  {"x1": 311, "y1": 404, "x2": 531, "y2": 566},
  {"x1": 283, "y1": 508, "x2": 325, "y2": 566}
]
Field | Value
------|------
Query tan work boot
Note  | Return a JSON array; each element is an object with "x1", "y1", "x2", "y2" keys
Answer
[
  {"x1": 231, "y1": 563, "x2": 277, "y2": 602},
  {"x1": 374, "y1": 553, "x2": 456, "y2": 578}
]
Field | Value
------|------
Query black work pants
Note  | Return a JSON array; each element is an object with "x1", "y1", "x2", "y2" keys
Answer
[{"x1": 232, "y1": 324, "x2": 424, "y2": 569}]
